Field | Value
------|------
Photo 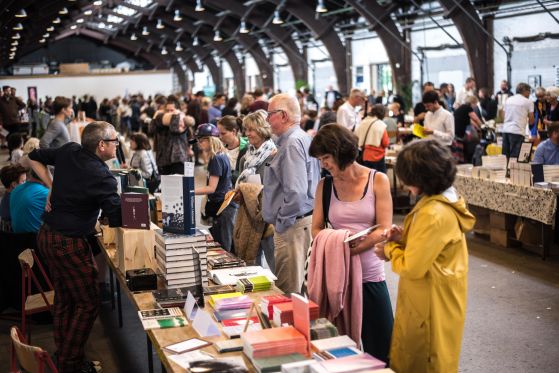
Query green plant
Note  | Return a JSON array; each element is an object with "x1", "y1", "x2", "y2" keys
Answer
[{"x1": 295, "y1": 80, "x2": 309, "y2": 91}]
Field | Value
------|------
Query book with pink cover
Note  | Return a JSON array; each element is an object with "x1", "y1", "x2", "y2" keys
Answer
[
  {"x1": 311, "y1": 353, "x2": 386, "y2": 372},
  {"x1": 292, "y1": 293, "x2": 311, "y2": 357},
  {"x1": 241, "y1": 326, "x2": 307, "y2": 359}
]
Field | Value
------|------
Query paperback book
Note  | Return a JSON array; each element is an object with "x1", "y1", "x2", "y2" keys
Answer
[{"x1": 161, "y1": 175, "x2": 195, "y2": 234}]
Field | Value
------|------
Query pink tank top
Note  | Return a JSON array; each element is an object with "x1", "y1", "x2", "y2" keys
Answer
[{"x1": 328, "y1": 171, "x2": 386, "y2": 283}]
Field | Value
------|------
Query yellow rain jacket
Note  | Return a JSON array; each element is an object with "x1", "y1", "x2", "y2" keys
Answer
[{"x1": 384, "y1": 188, "x2": 475, "y2": 373}]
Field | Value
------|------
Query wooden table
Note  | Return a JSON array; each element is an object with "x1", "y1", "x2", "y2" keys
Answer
[{"x1": 99, "y1": 241, "x2": 281, "y2": 373}]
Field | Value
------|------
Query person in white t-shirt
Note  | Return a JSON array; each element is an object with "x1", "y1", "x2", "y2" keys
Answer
[
  {"x1": 454, "y1": 77, "x2": 476, "y2": 109},
  {"x1": 501, "y1": 83, "x2": 534, "y2": 159},
  {"x1": 423, "y1": 91, "x2": 455, "y2": 146},
  {"x1": 336, "y1": 88, "x2": 365, "y2": 131}
]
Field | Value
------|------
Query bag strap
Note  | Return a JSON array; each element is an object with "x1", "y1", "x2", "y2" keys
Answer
[
  {"x1": 359, "y1": 119, "x2": 376, "y2": 148},
  {"x1": 322, "y1": 175, "x2": 332, "y2": 226},
  {"x1": 146, "y1": 151, "x2": 158, "y2": 177}
]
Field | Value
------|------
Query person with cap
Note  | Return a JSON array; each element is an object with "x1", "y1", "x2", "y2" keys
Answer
[{"x1": 194, "y1": 123, "x2": 237, "y2": 252}]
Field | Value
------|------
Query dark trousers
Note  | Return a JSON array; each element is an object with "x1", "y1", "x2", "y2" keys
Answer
[
  {"x1": 362, "y1": 281, "x2": 394, "y2": 364},
  {"x1": 502, "y1": 132, "x2": 524, "y2": 159},
  {"x1": 209, "y1": 203, "x2": 238, "y2": 252},
  {"x1": 362, "y1": 158, "x2": 387, "y2": 174},
  {"x1": 37, "y1": 226, "x2": 99, "y2": 373}
]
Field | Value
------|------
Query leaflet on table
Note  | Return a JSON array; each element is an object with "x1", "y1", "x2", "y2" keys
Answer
[{"x1": 163, "y1": 338, "x2": 211, "y2": 354}]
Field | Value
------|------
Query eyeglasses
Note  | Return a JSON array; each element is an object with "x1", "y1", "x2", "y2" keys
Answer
[
  {"x1": 102, "y1": 138, "x2": 119, "y2": 144},
  {"x1": 266, "y1": 109, "x2": 285, "y2": 120}
]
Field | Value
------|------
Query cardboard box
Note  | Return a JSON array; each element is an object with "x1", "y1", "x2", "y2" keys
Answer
[
  {"x1": 490, "y1": 228, "x2": 511, "y2": 247},
  {"x1": 489, "y1": 212, "x2": 517, "y2": 230},
  {"x1": 115, "y1": 223, "x2": 158, "y2": 273},
  {"x1": 514, "y1": 218, "x2": 551, "y2": 247}
]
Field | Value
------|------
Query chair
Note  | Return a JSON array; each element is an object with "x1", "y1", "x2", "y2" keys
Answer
[
  {"x1": 18, "y1": 249, "x2": 55, "y2": 342},
  {"x1": 10, "y1": 325, "x2": 58, "y2": 373}
]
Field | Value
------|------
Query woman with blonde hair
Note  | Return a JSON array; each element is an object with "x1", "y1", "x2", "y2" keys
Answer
[{"x1": 194, "y1": 123, "x2": 237, "y2": 251}]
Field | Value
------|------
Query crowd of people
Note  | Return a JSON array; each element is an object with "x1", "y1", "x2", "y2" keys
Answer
[{"x1": 1, "y1": 76, "x2": 557, "y2": 373}]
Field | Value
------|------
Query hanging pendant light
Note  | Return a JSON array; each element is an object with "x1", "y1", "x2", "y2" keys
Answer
[
  {"x1": 316, "y1": 0, "x2": 328, "y2": 13},
  {"x1": 239, "y1": 20, "x2": 249, "y2": 34},
  {"x1": 173, "y1": 10, "x2": 182, "y2": 22},
  {"x1": 175, "y1": 42, "x2": 183, "y2": 52},
  {"x1": 156, "y1": 19, "x2": 164, "y2": 29},
  {"x1": 130, "y1": 33, "x2": 138, "y2": 40},
  {"x1": 15, "y1": 9, "x2": 27, "y2": 18},
  {"x1": 213, "y1": 30, "x2": 222, "y2": 42},
  {"x1": 272, "y1": 10, "x2": 283, "y2": 25},
  {"x1": 195, "y1": 0, "x2": 205, "y2": 12},
  {"x1": 13, "y1": 23, "x2": 23, "y2": 31},
  {"x1": 142, "y1": 26, "x2": 149, "y2": 35},
  {"x1": 192, "y1": 35, "x2": 199, "y2": 46}
]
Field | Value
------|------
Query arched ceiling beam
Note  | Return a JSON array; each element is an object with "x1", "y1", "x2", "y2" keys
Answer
[
  {"x1": 438, "y1": 0, "x2": 492, "y2": 90},
  {"x1": 346, "y1": 0, "x2": 412, "y2": 94},
  {"x1": 202, "y1": 0, "x2": 308, "y2": 88},
  {"x1": 162, "y1": 2, "x2": 274, "y2": 90},
  {"x1": 266, "y1": 0, "x2": 348, "y2": 94}
]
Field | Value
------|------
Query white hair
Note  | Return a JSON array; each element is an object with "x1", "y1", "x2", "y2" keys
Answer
[
  {"x1": 269, "y1": 93, "x2": 301, "y2": 124},
  {"x1": 546, "y1": 86, "x2": 559, "y2": 99}
]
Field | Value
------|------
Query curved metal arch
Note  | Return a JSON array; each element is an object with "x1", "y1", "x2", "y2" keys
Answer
[
  {"x1": 168, "y1": 3, "x2": 274, "y2": 89},
  {"x1": 346, "y1": 0, "x2": 412, "y2": 94},
  {"x1": 265, "y1": 0, "x2": 348, "y2": 94},
  {"x1": 202, "y1": 0, "x2": 308, "y2": 88}
]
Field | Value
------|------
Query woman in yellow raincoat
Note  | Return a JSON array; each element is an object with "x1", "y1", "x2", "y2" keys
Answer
[{"x1": 375, "y1": 139, "x2": 475, "y2": 373}]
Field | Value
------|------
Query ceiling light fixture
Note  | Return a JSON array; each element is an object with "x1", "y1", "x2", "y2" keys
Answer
[
  {"x1": 13, "y1": 23, "x2": 23, "y2": 30},
  {"x1": 239, "y1": 20, "x2": 249, "y2": 34},
  {"x1": 173, "y1": 10, "x2": 182, "y2": 22},
  {"x1": 195, "y1": 0, "x2": 205, "y2": 12},
  {"x1": 15, "y1": 9, "x2": 27, "y2": 18},
  {"x1": 39, "y1": 38, "x2": 46, "y2": 43},
  {"x1": 161, "y1": 47, "x2": 168, "y2": 55},
  {"x1": 272, "y1": 10, "x2": 283, "y2": 25},
  {"x1": 130, "y1": 33, "x2": 138, "y2": 40},
  {"x1": 192, "y1": 36, "x2": 199, "y2": 46},
  {"x1": 93, "y1": 0, "x2": 103, "y2": 5},
  {"x1": 156, "y1": 19, "x2": 164, "y2": 29},
  {"x1": 10, "y1": 47, "x2": 17, "y2": 52},
  {"x1": 142, "y1": 26, "x2": 149, "y2": 35},
  {"x1": 12, "y1": 33, "x2": 21, "y2": 39},
  {"x1": 175, "y1": 42, "x2": 183, "y2": 52},
  {"x1": 11, "y1": 40, "x2": 18, "y2": 46},
  {"x1": 77, "y1": 18, "x2": 84, "y2": 23},
  {"x1": 59, "y1": 7, "x2": 68, "y2": 15},
  {"x1": 43, "y1": 33, "x2": 50, "y2": 38},
  {"x1": 213, "y1": 30, "x2": 222, "y2": 41},
  {"x1": 71, "y1": 25, "x2": 77, "y2": 30},
  {"x1": 316, "y1": 0, "x2": 328, "y2": 13},
  {"x1": 84, "y1": 9, "x2": 93, "y2": 15},
  {"x1": 53, "y1": 17, "x2": 61, "y2": 24},
  {"x1": 47, "y1": 26, "x2": 55, "y2": 32}
]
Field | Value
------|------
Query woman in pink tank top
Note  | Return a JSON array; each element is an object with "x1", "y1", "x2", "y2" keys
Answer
[{"x1": 309, "y1": 124, "x2": 394, "y2": 364}]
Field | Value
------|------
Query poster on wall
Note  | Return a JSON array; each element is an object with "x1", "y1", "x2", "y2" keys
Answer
[{"x1": 27, "y1": 86, "x2": 37, "y2": 103}]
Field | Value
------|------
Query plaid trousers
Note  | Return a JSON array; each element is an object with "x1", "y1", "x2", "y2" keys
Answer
[{"x1": 37, "y1": 225, "x2": 99, "y2": 373}]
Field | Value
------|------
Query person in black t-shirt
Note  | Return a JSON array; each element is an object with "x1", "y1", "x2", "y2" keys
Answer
[
  {"x1": 454, "y1": 96, "x2": 483, "y2": 163},
  {"x1": 22, "y1": 121, "x2": 121, "y2": 373}
]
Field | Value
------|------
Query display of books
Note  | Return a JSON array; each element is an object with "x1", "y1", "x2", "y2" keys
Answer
[
  {"x1": 236, "y1": 276, "x2": 273, "y2": 293},
  {"x1": 138, "y1": 307, "x2": 188, "y2": 330},
  {"x1": 209, "y1": 266, "x2": 277, "y2": 286},
  {"x1": 273, "y1": 300, "x2": 319, "y2": 327},
  {"x1": 309, "y1": 353, "x2": 385, "y2": 372},
  {"x1": 260, "y1": 295, "x2": 291, "y2": 318},
  {"x1": 209, "y1": 292, "x2": 253, "y2": 311},
  {"x1": 310, "y1": 335, "x2": 357, "y2": 352},
  {"x1": 152, "y1": 285, "x2": 204, "y2": 308},
  {"x1": 242, "y1": 326, "x2": 308, "y2": 359},
  {"x1": 160, "y1": 174, "x2": 196, "y2": 234}
]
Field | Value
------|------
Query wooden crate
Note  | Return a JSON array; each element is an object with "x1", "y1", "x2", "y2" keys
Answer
[
  {"x1": 489, "y1": 212, "x2": 517, "y2": 230},
  {"x1": 101, "y1": 225, "x2": 116, "y2": 245},
  {"x1": 490, "y1": 227, "x2": 511, "y2": 247},
  {"x1": 115, "y1": 222, "x2": 158, "y2": 273}
]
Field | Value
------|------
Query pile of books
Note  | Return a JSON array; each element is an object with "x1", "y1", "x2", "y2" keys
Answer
[
  {"x1": 309, "y1": 353, "x2": 386, "y2": 372},
  {"x1": 209, "y1": 292, "x2": 253, "y2": 311},
  {"x1": 137, "y1": 307, "x2": 187, "y2": 330},
  {"x1": 236, "y1": 275, "x2": 273, "y2": 293},
  {"x1": 152, "y1": 286, "x2": 204, "y2": 308},
  {"x1": 155, "y1": 229, "x2": 208, "y2": 289},
  {"x1": 207, "y1": 248, "x2": 245, "y2": 270},
  {"x1": 273, "y1": 300, "x2": 319, "y2": 326},
  {"x1": 310, "y1": 318, "x2": 339, "y2": 340},
  {"x1": 209, "y1": 266, "x2": 277, "y2": 286},
  {"x1": 259, "y1": 295, "x2": 291, "y2": 318},
  {"x1": 242, "y1": 326, "x2": 308, "y2": 359},
  {"x1": 252, "y1": 353, "x2": 307, "y2": 373}
]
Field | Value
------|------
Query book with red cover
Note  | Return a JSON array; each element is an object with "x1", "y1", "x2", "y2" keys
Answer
[
  {"x1": 273, "y1": 300, "x2": 319, "y2": 326},
  {"x1": 222, "y1": 316, "x2": 259, "y2": 327},
  {"x1": 260, "y1": 294, "x2": 291, "y2": 317},
  {"x1": 121, "y1": 192, "x2": 150, "y2": 229},
  {"x1": 241, "y1": 326, "x2": 307, "y2": 359},
  {"x1": 292, "y1": 293, "x2": 311, "y2": 357}
]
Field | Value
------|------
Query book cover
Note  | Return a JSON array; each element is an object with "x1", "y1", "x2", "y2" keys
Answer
[
  {"x1": 161, "y1": 175, "x2": 195, "y2": 235},
  {"x1": 121, "y1": 193, "x2": 150, "y2": 229},
  {"x1": 153, "y1": 285, "x2": 204, "y2": 308},
  {"x1": 310, "y1": 335, "x2": 357, "y2": 352},
  {"x1": 292, "y1": 293, "x2": 311, "y2": 357},
  {"x1": 155, "y1": 228, "x2": 206, "y2": 245},
  {"x1": 253, "y1": 354, "x2": 307, "y2": 373}
]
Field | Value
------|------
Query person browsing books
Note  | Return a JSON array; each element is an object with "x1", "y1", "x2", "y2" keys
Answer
[
  {"x1": 194, "y1": 123, "x2": 237, "y2": 252},
  {"x1": 375, "y1": 139, "x2": 475, "y2": 373},
  {"x1": 21, "y1": 121, "x2": 122, "y2": 373},
  {"x1": 310, "y1": 124, "x2": 394, "y2": 363}
]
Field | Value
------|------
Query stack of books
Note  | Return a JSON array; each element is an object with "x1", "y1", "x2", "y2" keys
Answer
[
  {"x1": 155, "y1": 229, "x2": 208, "y2": 289},
  {"x1": 209, "y1": 266, "x2": 277, "y2": 286},
  {"x1": 152, "y1": 286, "x2": 204, "y2": 308},
  {"x1": 221, "y1": 316, "x2": 262, "y2": 339},
  {"x1": 209, "y1": 292, "x2": 253, "y2": 311},
  {"x1": 207, "y1": 248, "x2": 245, "y2": 270},
  {"x1": 273, "y1": 300, "x2": 319, "y2": 326},
  {"x1": 310, "y1": 318, "x2": 339, "y2": 340},
  {"x1": 310, "y1": 335, "x2": 357, "y2": 353},
  {"x1": 260, "y1": 295, "x2": 291, "y2": 318},
  {"x1": 242, "y1": 326, "x2": 308, "y2": 359},
  {"x1": 236, "y1": 275, "x2": 273, "y2": 293},
  {"x1": 309, "y1": 353, "x2": 386, "y2": 372},
  {"x1": 252, "y1": 353, "x2": 307, "y2": 373}
]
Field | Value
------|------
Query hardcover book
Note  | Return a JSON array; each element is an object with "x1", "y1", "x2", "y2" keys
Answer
[
  {"x1": 121, "y1": 192, "x2": 150, "y2": 229},
  {"x1": 161, "y1": 174, "x2": 195, "y2": 234}
]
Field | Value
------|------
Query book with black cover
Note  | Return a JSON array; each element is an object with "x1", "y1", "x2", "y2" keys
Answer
[
  {"x1": 161, "y1": 175, "x2": 195, "y2": 234},
  {"x1": 121, "y1": 193, "x2": 150, "y2": 229},
  {"x1": 153, "y1": 285, "x2": 205, "y2": 308}
]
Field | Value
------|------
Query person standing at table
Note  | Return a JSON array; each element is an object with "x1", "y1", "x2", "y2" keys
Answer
[
  {"x1": 501, "y1": 83, "x2": 534, "y2": 160},
  {"x1": 263, "y1": 93, "x2": 320, "y2": 294},
  {"x1": 337, "y1": 89, "x2": 366, "y2": 131},
  {"x1": 22, "y1": 121, "x2": 122, "y2": 373},
  {"x1": 423, "y1": 91, "x2": 455, "y2": 147}
]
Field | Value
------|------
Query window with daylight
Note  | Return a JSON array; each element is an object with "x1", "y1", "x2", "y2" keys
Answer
[{"x1": 113, "y1": 5, "x2": 136, "y2": 17}]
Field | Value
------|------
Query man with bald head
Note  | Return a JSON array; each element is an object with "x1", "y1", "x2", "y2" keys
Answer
[{"x1": 263, "y1": 93, "x2": 320, "y2": 293}]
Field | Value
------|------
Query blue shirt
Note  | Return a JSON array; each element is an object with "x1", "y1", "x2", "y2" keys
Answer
[
  {"x1": 10, "y1": 181, "x2": 49, "y2": 233},
  {"x1": 533, "y1": 139, "x2": 559, "y2": 165},
  {"x1": 208, "y1": 106, "x2": 222, "y2": 124},
  {"x1": 263, "y1": 125, "x2": 320, "y2": 233},
  {"x1": 207, "y1": 152, "x2": 232, "y2": 202}
]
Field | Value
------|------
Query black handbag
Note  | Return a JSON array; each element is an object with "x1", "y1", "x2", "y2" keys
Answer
[{"x1": 145, "y1": 152, "x2": 161, "y2": 194}]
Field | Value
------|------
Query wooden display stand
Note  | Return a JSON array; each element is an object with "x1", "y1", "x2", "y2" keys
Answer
[
  {"x1": 115, "y1": 223, "x2": 158, "y2": 273},
  {"x1": 101, "y1": 225, "x2": 116, "y2": 245}
]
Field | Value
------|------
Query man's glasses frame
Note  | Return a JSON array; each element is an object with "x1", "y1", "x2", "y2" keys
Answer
[
  {"x1": 266, "y1": 109, "x2": 285, "y2": 120},
  {"x1": 101, "y1": 138, "x2": 119, "y2": 145}
]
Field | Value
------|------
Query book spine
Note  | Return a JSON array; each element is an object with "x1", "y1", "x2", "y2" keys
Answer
[{"x1": 183, "y1": 176, "x2": 196, "y2": 235}]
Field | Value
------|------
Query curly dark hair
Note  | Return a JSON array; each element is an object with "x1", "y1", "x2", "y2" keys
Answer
[
  {"x1": 1, "y1": 164, "x2": 27, "y2": 189},
  {"x1": 395, "y1": 139, "x2": 457, "y2": 196},
  {"x1": 309, "y1": 124, "x2": 358, "y2": 170}
]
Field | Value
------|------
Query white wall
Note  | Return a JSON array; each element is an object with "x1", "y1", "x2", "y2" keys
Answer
[
  {"x1": 307, "y1": 43, "x2": 335, "y2": 102},
  {"x1": 352, "y1": 33, "x2": 390, "y2": 95},
  {"x1": 273, "y1": 51, "x2": 295, "y2": 94},
  {"x1": 0, "y1": 70, "x2": 173, "y2": 101}
]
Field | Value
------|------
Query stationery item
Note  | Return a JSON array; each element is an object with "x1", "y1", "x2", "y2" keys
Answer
[
  {"x1": 310, "y1": 335, "x2": 357, "y2": 352},
  {"x1": 139, "y1": 307, "x2": 183, "y2": 320},
  {"x1": 343, "y1": 224, "x2": 380, "y2": 243},
  {"x1": 273, "y1": 300, "x2": 319, "y2": 326},
  {"x1": 236, "y1": 275, "x2": 273, "y2": 293},
  {"x1": 161, "y1": 174, "x2": 196, "y2": 234},
  {"x1": 223, "y1": 323, "x2": 262, "y2": 338},
  {"x1": 209, "y1": 292, "x2": 253, "y2": 311},
  {"x1": 260, "y1": 295, "x2": 291, "y2": 317},
  {"x1": 412, "y1": 123, "x2": 426, "y2": 138},
  {"x1": 223, "y1": 316, "x2": 260, "y2": 327},
  {"x1": 323, "y1": 346, "x2": 362, "y2": 359},
  {"x1": 209, "y1": 266, "x2": 277, "y2": 286},
  {"x1": 242, "y1": 326, "x2": 308, "y2": 359},
  {"x1": 164, "y1": 338, "x2": 212, "y2": 354},
  {"x1": 217, "y1": 189, "x2": 238, "y2": 215},
  {"x1": 154, "y1": 228, "x2": 207, "y2": 245},
  {"x1": 121, "y1": 193, "x2": 150, "y2": 229},
  {"x1": 203, "y1": 284, "x2": 236, "y2": 295},
  {"x1": 192, "y1": 309, "x2": 221, "y2": 337},
  {"x1": 215, "y1": 338, "x2": 244, "y2": 353},
  {"x1": 213, "y1": 308, "x2": 252, "y2": 322},
  {"x1": 153, "y1": 285, "x2": 204, "y2": 308},
  {"x1": 140, "y1": 316, "x2": 187, "y2": 330}
]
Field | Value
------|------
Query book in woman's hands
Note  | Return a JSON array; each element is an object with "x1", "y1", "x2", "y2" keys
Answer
[{"x1": 343, "y1": 224, "x2": 380, "y2": 243}]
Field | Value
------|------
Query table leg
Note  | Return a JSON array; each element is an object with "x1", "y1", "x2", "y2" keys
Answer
[
  {"x1": 116, "y1": 279, "x2": 122, "y2": 328},
  {"x1": 147, "y1": 336, "x2": 154, "y2": 373},
  {"x1": 161, "y1": 362, "x2": 166, "y2": 373},
  {"x1": 109, "y1": 268, "x2": 115, "y2": 310},
  {"x1": 541, "y1": 222, "x2": 549, "y2": 260}
]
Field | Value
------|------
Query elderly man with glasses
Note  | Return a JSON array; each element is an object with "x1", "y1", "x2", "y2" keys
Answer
[
  {"x1": 21, "y1": 121, "x2": 121, "y2": 373},
  {"x1": 337, "y1": 88, "x2": 366, "y2": 131},
  {"x1": 262, "y1": 94, "x2": 320, "y2": 294}
]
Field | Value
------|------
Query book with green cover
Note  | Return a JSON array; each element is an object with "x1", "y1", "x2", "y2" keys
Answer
[
  {"x1": 141, "y1": 316, "x2": 188, "y2": 330},
  {"x1": 252, "y1": 353, "x2": 307, "y2": 373}
]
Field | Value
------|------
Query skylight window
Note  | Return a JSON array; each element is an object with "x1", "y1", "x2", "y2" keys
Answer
[
  {"x1": 125, "y1": 0, "x2": 153, "y2": 7},
  {"x1": 113, "y1": 5, "x2": 136, "y2": 17},
  {"x1": 107, "y1": 14, "x2": 124, "y2": 24}
]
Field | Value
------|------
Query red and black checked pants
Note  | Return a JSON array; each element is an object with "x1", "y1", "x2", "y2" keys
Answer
[{"x1": 37, "y1": 225, "x2": 99, "y2": 373}]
